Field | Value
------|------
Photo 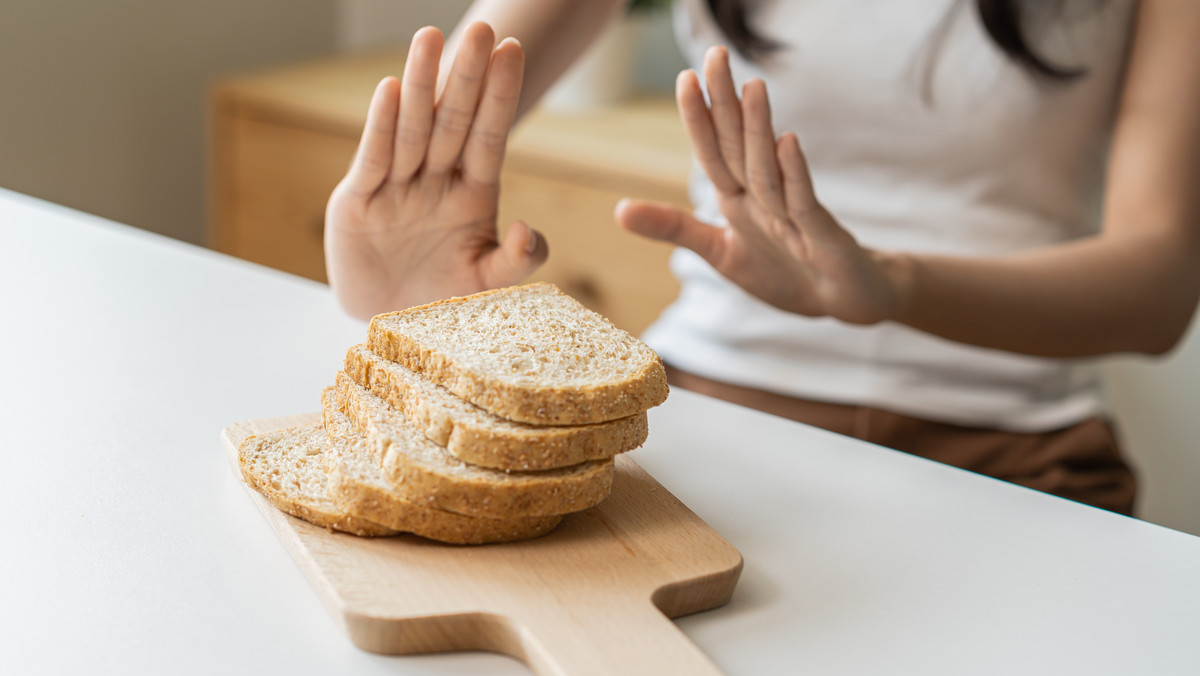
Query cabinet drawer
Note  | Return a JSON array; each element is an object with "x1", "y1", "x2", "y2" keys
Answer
[
  {"x1": 499, "y1": 170, "x2": 681, "y2": 335},
  {"x1": 216, "y1": 114, "x2": 356, "y2": 282}
]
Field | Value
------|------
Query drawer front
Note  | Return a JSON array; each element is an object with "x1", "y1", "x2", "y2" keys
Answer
[
  {"x1": 498, "y1": 170, "x2": 683, "y2": 336},
  {"x1": 217, "y1": 113, "x2": 356, "y2": 282}
]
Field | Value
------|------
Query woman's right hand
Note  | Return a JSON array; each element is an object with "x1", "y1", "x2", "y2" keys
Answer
[{"x1": 324, "y1": 23, "x2": 547, "y2": 320}]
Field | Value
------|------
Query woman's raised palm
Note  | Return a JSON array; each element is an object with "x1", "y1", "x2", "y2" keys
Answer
[{"x1": 324, "y1": 24, "x2": 545, "y2": 319}]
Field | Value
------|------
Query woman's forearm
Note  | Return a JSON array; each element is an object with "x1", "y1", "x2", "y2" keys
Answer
[
  {"x1": 885, "y1": 231, "x2": 1200, "y2": 357},
  {"x1": 888, "y1": 0, "x2": 1200, "y2": 359},
  {"x1": 442, "y1": 0, "x2": 630, "y2": 119}
]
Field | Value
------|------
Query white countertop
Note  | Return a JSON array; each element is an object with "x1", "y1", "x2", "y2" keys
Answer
[{"x1": 3, "y1": 188, "x2": 1199, "y2": 675}]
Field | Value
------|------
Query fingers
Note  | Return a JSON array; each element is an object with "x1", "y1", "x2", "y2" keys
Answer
[
  {"x1": 343, "y1": 76, "x2": 400, "y2": 195},
  {"x1": 425, "y1": 22, "x2": 495, "y2": 175},
  {"x1": 461, "y1": 37, "x2": 525, "y2": 185},
  {"x1": 742, "y1": 79, "x2": 790, "y2": 221},
  {"x1": 777, "y1": 131, "x2": 846, "y2": 244},
  {"x1": 479, "y1": 220, "x2": 548, "y2": 288},
  {"x1": 676, "y1": 70, "x2": 742, "y2": 195},
  {"x1": 777, "y1": 133, "x2": 819, "y2": 220},
  {"x1": 615, "y1": 199, "x2": 726, "y2": 265},
  {"x1": 702, "y1": 46, "x2": 747, "y2": 186},
  {"x1": 390, "y1": 26, "x2": 444, "y2": 182}
]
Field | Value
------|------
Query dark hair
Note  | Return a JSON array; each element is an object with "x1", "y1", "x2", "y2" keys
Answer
[{"x1": 705, "y1": 0, "x2": 1085, "y2": 80}]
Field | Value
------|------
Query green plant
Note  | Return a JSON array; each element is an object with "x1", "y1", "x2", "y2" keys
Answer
[{"x1": 629, "y1": 0, "x2": 673, "y2": 13}]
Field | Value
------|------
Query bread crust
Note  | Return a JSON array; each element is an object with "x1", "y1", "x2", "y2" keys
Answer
[
  {"x1": 237, "y1": 426, "x2": 398, "y2": 537},
  {"x1": 344, "y1": 345, "x2": 649, "y2": 470},
  {"x1": 319, "y1": 395, "x2": 563, "y2": 544},
  {"x1": 329, "y1": 376, "x2": 614, "y2": 519},
  {"x1": 367, "y1": 283, "x2": 669, "y2": 425},
  {"x1": 324, "y1": 468, "x2": 563, "y2": 544}
]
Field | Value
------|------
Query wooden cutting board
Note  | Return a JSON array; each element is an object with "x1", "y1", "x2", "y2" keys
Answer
[{"x1": 223, "y1": 414, "x2": 743, "y2": 676}]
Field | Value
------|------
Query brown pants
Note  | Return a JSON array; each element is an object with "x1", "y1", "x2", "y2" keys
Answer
[{"x1": 668, "y1": 366, "x2": 1137, "y2": 515}]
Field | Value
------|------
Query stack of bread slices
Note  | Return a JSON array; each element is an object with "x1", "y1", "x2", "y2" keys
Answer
[{"x1": 238, "y1": 282, "x2": 669, "y2": 544}]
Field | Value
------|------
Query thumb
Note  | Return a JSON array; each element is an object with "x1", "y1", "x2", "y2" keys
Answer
[
  {"x1": 616, "y1": 199, "x2": 724, "y2": 264},
  {"x1": 478, "y1": 220, "x2": 548, "y2": 288}
]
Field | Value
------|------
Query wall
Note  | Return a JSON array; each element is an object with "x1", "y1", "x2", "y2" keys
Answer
[
  {"x1": 0, "y1": 0, "x2": 337, "y2": 245},
  {"x1": 1104, "y1": 322, "x2": 1200, "y2": 536},
  {"x1": 338, "y1": 0, "x2": 473, "y2": 49},
  {"x1": 336, "y1": 0, "x2": 685, "y2": 94}
]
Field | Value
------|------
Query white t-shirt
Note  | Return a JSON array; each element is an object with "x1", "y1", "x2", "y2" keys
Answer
[{"x1": 642, "y1": 0, "x2": 1137, "y2": 432}]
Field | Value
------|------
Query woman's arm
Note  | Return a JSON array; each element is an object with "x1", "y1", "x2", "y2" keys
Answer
[
  {"x1": 886, "y1": 0, "x2": 1200, "y2": 357},
  {"x1": 619, "y1": 0, "x2": 1200, "y2": 358},
  {"x1": 442, "y1": 0, "x2": 630, "y2": 119}
]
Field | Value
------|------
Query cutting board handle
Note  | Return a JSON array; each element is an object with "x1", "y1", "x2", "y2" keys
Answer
[{"x1": 512, "y1": 597, "x2": 726, "y2": 676}]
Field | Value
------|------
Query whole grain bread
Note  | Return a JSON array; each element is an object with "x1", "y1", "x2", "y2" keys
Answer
[
  {"x1": 343, "y1": 344, "x2": 648, "y2": 470},
  {"x1": 237, "y1": 424, "x2": 397, "y2": 537},
  {"x1": 367, "y1": 282, "x2": 669, "y2": 425},
  {"x1": 320, "y1": 390, "x2": 563, "y2": 544},
  {"x1": 327, "y1": 373, "x2": 613, "y2": 519}
]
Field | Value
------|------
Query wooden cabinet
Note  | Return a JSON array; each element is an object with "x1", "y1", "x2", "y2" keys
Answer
[{"x1": 209, "y1": 50, "x2": 691, "y2": 334}]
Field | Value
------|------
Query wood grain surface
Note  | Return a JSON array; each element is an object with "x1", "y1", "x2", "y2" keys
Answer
[{"x1": 223, "y1": 414, "x2": 743, "y2": 676}]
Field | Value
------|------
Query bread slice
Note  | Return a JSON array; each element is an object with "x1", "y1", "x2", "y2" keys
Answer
[
  {"x1": 327, "y1": 373, "x2": 613, "y2": 519},
  {"x1": 343, "y1": 344, "x2": 648, "y2": 471},
  {"x1": 367, "y1": 282, "x2": 669, "y2": 425},
  {"x1": 237, "y1": 424, "x2": 397, "y2": 537},
  {"x1": 320, "y1": 390, "x2": 563, "y2": 544}
]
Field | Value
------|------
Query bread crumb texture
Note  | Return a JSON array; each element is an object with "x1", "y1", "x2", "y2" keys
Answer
[
  {"x1": 328, "y1": 374, "x2": 614, "y2": 519},
  {"x1": 368, "y1": 282, "x2": 668, "y2": 424},
  {"x1": 344, "y1": 344, "x2": 648, "y2": 470},
  {"x1": 237, "y1": 424, "x2": 397, "y2": 537},
  {"x1": 319, "y1": 388, "x2": 564, "y2": 543}
]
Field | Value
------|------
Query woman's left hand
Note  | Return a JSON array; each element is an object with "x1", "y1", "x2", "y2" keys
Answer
[{"x1": 617, "y1": 46, "x2": 904, "y2": 325}]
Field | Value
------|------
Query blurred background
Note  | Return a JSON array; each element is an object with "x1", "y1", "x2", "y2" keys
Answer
[
  {"x1": 0, "y1": 0, "x2": 682, "y2": 246},
  {"x1": 1, "y1": 0, "x2": 1196, "y2": 538}
]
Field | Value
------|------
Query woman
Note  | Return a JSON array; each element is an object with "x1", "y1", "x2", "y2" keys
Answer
[{"x1": 323, "y1": 0, "x2": 1200, "y2": 514}]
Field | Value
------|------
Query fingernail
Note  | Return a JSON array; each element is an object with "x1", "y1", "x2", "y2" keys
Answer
[{"x1": 525, "y1": 228, "x2": 539, "y2": 255}]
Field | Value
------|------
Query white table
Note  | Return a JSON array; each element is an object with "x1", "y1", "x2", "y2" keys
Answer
[{"x1": 3, "y1": 188, "x2": 1199, "y2": 675}]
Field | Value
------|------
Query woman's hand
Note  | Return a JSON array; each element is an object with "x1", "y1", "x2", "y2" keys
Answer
[
  {"x1": 325, "y1": 23, "x2": 547, "y2": 319},
  {"x1": 617, "y1": 46, "x2": 904, "y2": 325}
]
